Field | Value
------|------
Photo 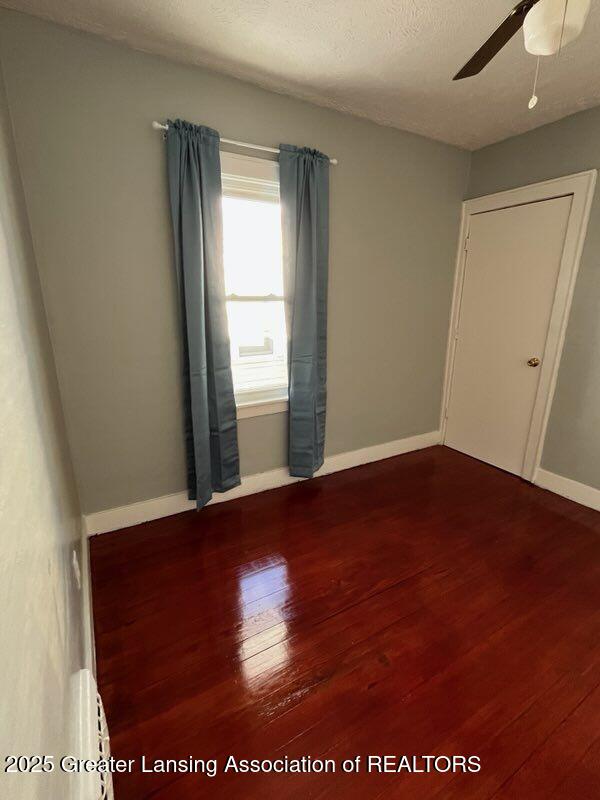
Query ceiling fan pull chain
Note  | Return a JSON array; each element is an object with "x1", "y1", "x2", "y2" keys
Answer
[{"x1": 528, "y1": 55, "x2": 541, "y2": 109}]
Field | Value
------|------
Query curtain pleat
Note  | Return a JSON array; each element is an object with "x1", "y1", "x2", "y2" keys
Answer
[
  {"x1": 166, "y1": 119, "x2": 240, "y2": 508},
  {"x1": 279, "y1": 144, "x2": 330, "y2": 477}
]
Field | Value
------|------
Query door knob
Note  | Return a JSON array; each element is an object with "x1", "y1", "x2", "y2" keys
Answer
[{"x1": 527, "y1": 357, "x2": 541, "y2": 367}]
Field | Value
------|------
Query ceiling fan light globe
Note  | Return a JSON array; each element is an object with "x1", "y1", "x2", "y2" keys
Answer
[{"x1": 523, "y1": 0, "x2": 591, "y2": 56}]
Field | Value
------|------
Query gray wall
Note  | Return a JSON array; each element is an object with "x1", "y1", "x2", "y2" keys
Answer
[
  {"x1": 0, "y1": 61, "x2": 86, "y2": 798},
  {"x1": 0, "y1": 10, "x2": 469, "y2": 514},
  {"x1": 468, "y1": 107, "x2": 600, "y2": 490}
]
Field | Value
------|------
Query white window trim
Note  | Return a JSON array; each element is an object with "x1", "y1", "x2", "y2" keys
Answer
[
  {"x1": 221, "y1": 151, "x2": 279, "y2": 201},
  {"x1": 236, "y1": 397, "x2": 289, "y2": 419},
  {"x1": 234, "y1": 383, "x2": 288, "y2": 418}
]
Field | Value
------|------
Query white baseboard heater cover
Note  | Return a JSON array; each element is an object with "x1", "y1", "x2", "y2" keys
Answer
[{"x1": 74, "y1": 668, "x2": 114, "y2": 800}]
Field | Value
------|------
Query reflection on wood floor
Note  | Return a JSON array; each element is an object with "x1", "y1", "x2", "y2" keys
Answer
[{"x1": 91, "y1": 445, "x2": 600, "y2": 799}]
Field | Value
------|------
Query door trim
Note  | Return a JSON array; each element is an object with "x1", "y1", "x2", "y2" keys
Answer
[{"x1": 440, "y1": 170, "x2": 597, "y2": 481}]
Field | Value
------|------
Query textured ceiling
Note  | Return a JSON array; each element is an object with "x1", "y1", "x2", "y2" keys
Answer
[{"x1": 2, "y1": 0, "x2": 600, "y2": 149}]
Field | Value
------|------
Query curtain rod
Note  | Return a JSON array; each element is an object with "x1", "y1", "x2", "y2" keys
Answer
[{"x1": 151, "y1": 121, "x2": 338, "y2": 165}]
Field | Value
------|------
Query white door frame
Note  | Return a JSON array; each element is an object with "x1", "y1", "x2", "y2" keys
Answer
[{"x1": 440, "y1": 169, "x2": 597, "y2": 481}]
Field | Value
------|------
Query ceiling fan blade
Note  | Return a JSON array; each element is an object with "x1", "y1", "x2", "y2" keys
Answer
[{"x1": 453, "y1": 0, "x2": 541, "y2": 80}]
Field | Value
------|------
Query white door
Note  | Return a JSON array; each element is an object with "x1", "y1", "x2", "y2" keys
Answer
[{"x1": 445, "y1": 195, "x2": 572, "y2": 477}]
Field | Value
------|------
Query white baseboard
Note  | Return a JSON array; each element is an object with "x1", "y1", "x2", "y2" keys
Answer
[
  {"x1": 73, "y1": 523, "x2": 101, "y2": 796},
  {"x1": 83, "y1": 430, "x2": 440, "y2": 536},
  {"x1": 535, "y1": 468, "x2": 600, "y2": 512},
  {"x1": 79, "y1": 527, "x2": 96, "y2": 673}
]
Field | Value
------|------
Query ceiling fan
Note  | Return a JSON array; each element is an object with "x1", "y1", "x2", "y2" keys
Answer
[{"x1": 454, "y1": 0, "x2": 591, "y2": 80}]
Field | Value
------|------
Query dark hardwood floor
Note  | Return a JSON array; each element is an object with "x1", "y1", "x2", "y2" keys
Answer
[{"x1": 91, "y1": 446, "x2": 600, "y2": 799}]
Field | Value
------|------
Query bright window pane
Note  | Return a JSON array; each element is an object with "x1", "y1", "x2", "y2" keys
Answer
[
  {"x1": 226, "y1": 300, "x2": 287, "y2": 397},
  {"x1": 222, "y1": 192, "x2": 288, "y2": 402},
  {"x1": 222, "y1": 196, "x2": 283, "y2": 296}
]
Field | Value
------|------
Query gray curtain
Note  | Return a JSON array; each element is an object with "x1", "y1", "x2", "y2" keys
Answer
[
  {"x1": 166, "y1": 119, "x2": 240, "y2": 508},
  {"x1": 279, "y1": 145, "x2": 330, "y2": 478}
]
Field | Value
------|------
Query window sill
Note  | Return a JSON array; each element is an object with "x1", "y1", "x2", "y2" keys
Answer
[{"x1": 236, "y1": 398, "x2": 289, "y2": 419}]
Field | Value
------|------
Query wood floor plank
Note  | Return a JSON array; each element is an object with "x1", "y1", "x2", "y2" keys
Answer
[
  {"x1": 547, "y1": 734, "x2": 600, "y2": 798},
  {"x1": 90, "y1": 446, "x2": 600, "y2": 799},
  {"x1": 490, "y1": 683, "x2": 600, "y2": 799}
]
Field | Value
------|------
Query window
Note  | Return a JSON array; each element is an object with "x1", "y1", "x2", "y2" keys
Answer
[{"x1": 221, "y1": 152, "x2": 288, "y2": 414}]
